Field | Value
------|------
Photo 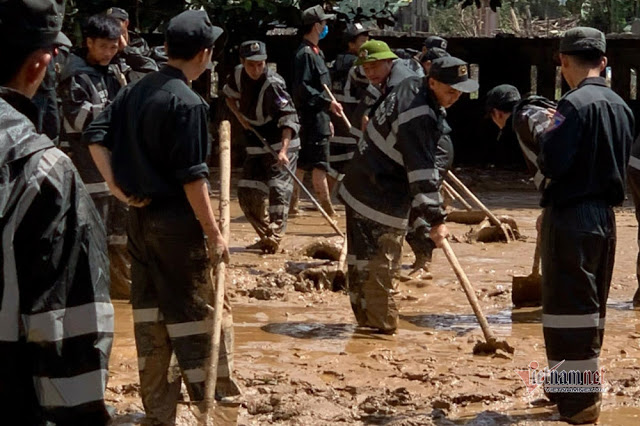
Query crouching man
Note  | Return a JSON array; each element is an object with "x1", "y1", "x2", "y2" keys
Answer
[{"x1": 339, "y1": 57, "x2": 478, "y2": 334}]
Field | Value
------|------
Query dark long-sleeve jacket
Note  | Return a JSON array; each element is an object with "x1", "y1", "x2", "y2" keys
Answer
[
  {"x1": 512, "y1": 95, "x2": 556, "y2": 189},
  {"x1": 58, "y1": 51, "x2": 122, "y2": 192},
  {"x1": 340, "y1": 76, "x2": 453, "y2": 230},
  {"x1": 292, "y1": 39, "x2": 332, "y2": 141},
  {"x1": 537, "y1": 77, "x2": 634, "y2": 207},
  {"x1": 83, "y1": 65, "x2": 210, "y2": 201},
  {"x1": 223, "y1": 65, "x2": 300, "y2": 155},
  {"x1": 352, "y1": 59, "x2": 417, "y2": 132},
  {"x1": 0, "y1": 87, "x2": 112, "y2": 425}
]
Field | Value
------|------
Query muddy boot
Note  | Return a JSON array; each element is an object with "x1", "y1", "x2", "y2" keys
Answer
[
  {"x1": 246, "y1": 240, "x2": 267, "y2": 251},
  {"x1": 262, "y1": 237, "x2": 279, "y2": 254},
  {"x1": 633, "y1": 287, "x2": 640, "y2": 309},
  {"x1": 560, "y1": 402, "x2": 601, "y2": 425}
]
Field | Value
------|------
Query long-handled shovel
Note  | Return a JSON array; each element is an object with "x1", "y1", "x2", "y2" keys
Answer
[
  {"x1": 323, "y1": 84, "x2": 353, "y2": 129},
  {"x1": 441, "y1": 239, "x2": 515, "y2": 355},
  {"x1": 226, "y1": 105, "x2": 344, "y2": 238},
  {"x1": 512, "y1": 232, "x2": 542, "y2": 307},
  {"x1": 446, "y1": 171, "x2": 515, "y2": 242},
  {"x1": 202, "y1": 121, "x2": 232, "y2": 425}
]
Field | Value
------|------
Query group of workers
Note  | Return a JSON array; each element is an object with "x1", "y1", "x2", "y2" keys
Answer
[{"x1": 2, "y1": 1, "x2": 640, "y2": 425}]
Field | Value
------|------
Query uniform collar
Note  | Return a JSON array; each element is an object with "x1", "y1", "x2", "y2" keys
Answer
[
  {"x1": 577, "y1": 76, "x2": 607, "y2": 88},
  {"x1": 303, "y1": 39, "x2": 320, "y2": 55},
  {"x1": 0, "y1": 86, "x2": 39, "y2": 126},
  {"x1": 160, "y1": 64, "x2": 189, "y2": 82}
]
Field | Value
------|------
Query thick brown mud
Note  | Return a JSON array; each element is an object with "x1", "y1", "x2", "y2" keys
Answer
[{"x1": 107, "y1": 170, "x2": 640, "y2": 425}]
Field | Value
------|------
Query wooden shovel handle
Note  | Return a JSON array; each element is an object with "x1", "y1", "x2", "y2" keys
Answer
[
  {"x1": 532, "y1": 232, "x2": 541, "y2": 276},
  {"x1": 441, "y1": 239, "x2": 496, "y2": 343}
]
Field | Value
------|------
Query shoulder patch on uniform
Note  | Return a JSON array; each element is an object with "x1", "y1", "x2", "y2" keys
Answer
[{"x1": 545, "y1": 111, "x2": 566, "y2": 132}]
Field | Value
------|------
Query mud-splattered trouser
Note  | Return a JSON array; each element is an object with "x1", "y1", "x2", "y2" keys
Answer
[
  {"x1": 345, "y1": 206, "x2": 405, "y2": 333},
  {"x1": 90, "y1": 188, "x2": 131, "y2": 299},
  {"x1": 628, "y1": 167, "x2": 640, "y2": 305},
  {"x1": 128, "y1": 200, "x2": 240, "y2": 425},
  {"x1": 540, "y1": 201, "x2": 615, "y2": 418},
  {"x1": 237, "y1": 151, "x2": 298, "y2": 244}
]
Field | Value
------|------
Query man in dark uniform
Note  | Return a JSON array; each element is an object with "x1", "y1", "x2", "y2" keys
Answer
[
  {"x1": 327, "y1": 23, "x2": 369, "y2": 183},
  {"x1": 422, "y1": 35, "x2": 448, "y2": 55},
  {"x1": 484, "y1": 83, "x2": 526, "y2": 169},
  {"x1": 629, "y1": 134, "x2": 640, "y2": 308},
  {"x1": 223, "y1": 40, "x2": 301, "y2": 253},
  {"x1": 291, "y1": 5, "x2": 343, "y2": 217},
  {"x1": 537, "y1": 27, "x2": 634, "y2": 424},
  {"x1": 104, "y1": 7, "x2": 159, "y2": 82},
  {"x1": 32, "y1": 32, "x2": 71, "y2": 142},
  {"x1": 340, "y1": 57, "x2": 478, "y2": 334},
  {"x1": 419, "y1": 47, "x2": 449, "y2": 75},
  {"x1": 0, "y1": 1, "x2": 112, "y2": 423},
  {"x1": 84, "y1": 10, "x2": 240, "y2": 424},
  {"x1": 59, "y1": 14, "x2": 130, "y2": 299}
]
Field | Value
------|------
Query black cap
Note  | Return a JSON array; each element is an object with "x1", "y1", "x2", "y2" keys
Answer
[
  {"x1": 104, "y1": 7, "x2": 129, "y2": 22},
  {"x1": 0, "y1": 0, "x2": 71, "y2": 49},
  {"x1": 424, "y1": 36, "x2": 448, "y2": 50},
  {"x1": 345, "y1": 22, "x2": 369, "y2": 39},
  {"x1": 486, "y1": 84, "x2": 521, "y2": 112},
  {"x1": 240, "y1": 40, "x2": 267, "y2": 61},
  {"x1": 559, "y1": 26, "x2": 606, "y2": 54},
  {"x1": 166, "y1": 10, "x2": 223, "y2": 51},
  {"x1": 429, "y1": 56, "x2": 479, "y2": 93},
  {"x1": 420, "y1": 47, "x2": 450, "y2": 63},
  {"x1": 302, "y1": 5, "x2": 335, "y2": 25}
]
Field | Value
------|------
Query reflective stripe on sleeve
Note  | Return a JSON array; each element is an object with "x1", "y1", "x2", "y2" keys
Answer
[
  {"x1": 330, "y1": 136, "x2": 357, "y2": 145},
  {"x1": 398, "y1": 105, "x2": 432, "y2": 125},
  {"x1": 85, "y1": 182, "x2": 110, "y2": 194},
  {"x1": 630, "y1": 156, "x2": 640, "y2": 171},
  {"x1": 23, "y1": 302, "x2": 114, "y2": 343},
  {"x1": 407, "y1": 169, "x2": 439, "y2": 183},
  {"x1": 35, "y1": 369, "x2": 108, "y2": 408},
  {"x1": 329, "y1": 152, "x2": 354, "y2": 162},
  {"x1": 411, "y1": 192, "x2": 441, "y2": 208},
  {"x1": 183, "y1": 368, "x2": 207, "y2": 383}
]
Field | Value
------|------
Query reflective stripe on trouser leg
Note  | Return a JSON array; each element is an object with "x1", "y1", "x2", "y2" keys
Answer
[
  {"x1": 540, "y1": 203, "x2": 615, "y2": 418},
  {"x1": 267, "y1": 151, "x2": 297, "y2": 239},
  {"x1": 346, "y1": 206, "x2": 404, "y2": 332}
]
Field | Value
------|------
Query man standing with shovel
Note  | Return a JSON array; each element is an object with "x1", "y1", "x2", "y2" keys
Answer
[
  {"x1": 340, "y1": 57, "x2": 478, "y2": 334},
  {"x1": 84, "y1": 10, "x2": 240, "y2": 424},
  {"x1": 223, "y1": 40, "x2": 300, "y2": 254},
  {"x1": 537, "y1": 27, "x2": 634, "y2": 424}
]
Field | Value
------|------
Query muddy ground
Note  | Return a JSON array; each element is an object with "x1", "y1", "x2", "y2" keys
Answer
[{"x1": 107, "y1": 169, "x2": 640, "y2": 425}]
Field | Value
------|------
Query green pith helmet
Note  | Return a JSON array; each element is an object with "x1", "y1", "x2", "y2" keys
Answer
[{"x1": 354, "y1": 39, "x2": 398, "y2": 66}]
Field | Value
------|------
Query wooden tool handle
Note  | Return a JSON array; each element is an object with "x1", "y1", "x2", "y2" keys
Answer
[
  {"x1": 441, "y1": 239, "x2": 496, "y2": 343},
  {"x1": 447, "y1": 171, "x2": 511, "y2": 242},
  {"x1": 442, "y1": 180, "x2": 473, "y2": 211},
  {"x1": 203, "y1": 121, "x2": 231, "y2": 423},
  {"x1": 532, "y1": 232, "x2": 541, "y2": 276},
  {"x1": 323, "y1": 84, "x2": 352, "y2": 129}
]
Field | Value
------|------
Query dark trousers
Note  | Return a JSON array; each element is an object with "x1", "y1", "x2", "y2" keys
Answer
[
  {"x1": 405, "y1": 225, "x2": 436, "y2": 263},
  {"x1": 628, "y1": 168, "x2": 640, "y2": 303},
  {"x1": 346, "y1": 206, "x2": 405, "y2": 333},
  {"x1": 92, "y1": 193, "x2": 131, "y2": 299},
  {"x1": 128, "y1": 201, "x2": 239, "y2": 425},
  {"x1": 237, "y1": 151, "x2": 297, "y2": 243},
  {"x1": 540, "y1": 201, "x2": 615, "y2": 417}
]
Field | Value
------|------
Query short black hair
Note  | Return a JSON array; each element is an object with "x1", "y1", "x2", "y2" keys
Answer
[
  {"x1": 299, "y1": 23, "x2": 316, "y2": 36},
  {"x1": 563, "y1": 50, "x2": 604, "y2": 68},
  {"x1": 82, "y1": 14, "x2": 122, "y2": 41},
  {"x1": 166, "y1": 40, "x2": 214, "y2": 61},
  {"x1": 0, "y1": 46, "x2": 35, "y2": 85}
]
